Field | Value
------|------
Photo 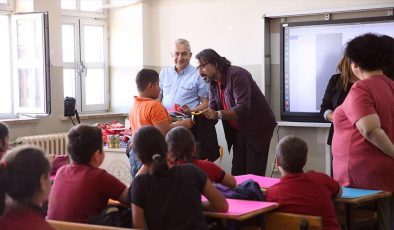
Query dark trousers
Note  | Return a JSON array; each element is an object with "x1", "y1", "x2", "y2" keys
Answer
[{"x1": 231, "y1": 131, "x2": 272, "y2": 176}]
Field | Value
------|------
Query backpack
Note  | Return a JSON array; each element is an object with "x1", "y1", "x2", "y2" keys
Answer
[
  {"x1": 215, "y1": 179, "x2": 265, "y2": 201},
  {"x1": 87, "y1": 205, "x2": 132, "y2": 228}
]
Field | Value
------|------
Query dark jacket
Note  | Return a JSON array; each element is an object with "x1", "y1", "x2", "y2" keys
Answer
[
  {"x1": 209, "y1": 66, "x2": 277, "y2": 152},
  {"x1": 320, "y1": 73, "x2": 352, "y2": 145}
]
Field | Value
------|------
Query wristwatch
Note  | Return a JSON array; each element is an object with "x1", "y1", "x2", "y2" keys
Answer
[{"x1": 217, "y1": 110, "x2": 223, "y2": 119}]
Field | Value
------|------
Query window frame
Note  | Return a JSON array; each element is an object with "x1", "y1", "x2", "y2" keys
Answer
[
  {"x1": 61, "y1": 0, "x2": 108, "y2": 19},
  {"x1": 62, "y1": 17, "x2": 109, "y2": 113},
  {"x1": 0, "y1": 11, "x2": 51, "y2": 119},
  {"x1": 0, "y1": 0, "x2": 13, "y2": 12}
]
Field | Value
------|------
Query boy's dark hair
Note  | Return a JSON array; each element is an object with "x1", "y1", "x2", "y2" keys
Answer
[
  {"x1": 195, "y1": 49, "x2": 231, "y2": 75},
  {"x1": 0, "y1": 146, "x2": 50, "y2": 215},
  {"x1": 166, "y1": 127, "x2": 195, "y2": 163},
  {"x1": 0, "y1": 122, "x2": 9, "y2": 152},
  {"x1": 276, "y1": 136, "x2": 307, "y2": 173},
  {"x1": 345, "y1": 33, "x2": 394, "y2": 72},
  {"x1": 136, "y1": 69, "x2": 159, "y2": 92},
  {"x1": 67, "y1": 124, "x2": 103, "y2": 164},
  {"x1": 132, "y1": 126, "x2": 168, "y2": 176}
]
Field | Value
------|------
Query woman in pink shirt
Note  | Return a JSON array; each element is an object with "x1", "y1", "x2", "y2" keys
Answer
[{"x1": 332, "y1": 33, "x2": 394, "y2": 230}]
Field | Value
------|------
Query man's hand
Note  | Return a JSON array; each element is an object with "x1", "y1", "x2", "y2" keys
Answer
[
  {"x1": 181, "y1": 104, "x2": 191, "y2": 115},
  {"x1": 203, "y1": 108, "x2": 219, "y2": 120}
]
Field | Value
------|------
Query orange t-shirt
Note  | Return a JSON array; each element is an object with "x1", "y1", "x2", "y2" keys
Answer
[{"x1": 129, "y1": 96, "x2": 171, "y2": 134}]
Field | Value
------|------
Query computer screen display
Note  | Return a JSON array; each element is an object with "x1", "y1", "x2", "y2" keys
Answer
[{"x1": 280, "y1": 16, "x2": 394, "y2": 122}]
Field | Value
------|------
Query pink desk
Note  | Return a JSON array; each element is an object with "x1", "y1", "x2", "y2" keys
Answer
[
  {"x1": 235, "y1": 174, "x2": 280, "y2": 190},
  {"x1": 203, "y1": 198, "x2": 279, "y2": 221}
]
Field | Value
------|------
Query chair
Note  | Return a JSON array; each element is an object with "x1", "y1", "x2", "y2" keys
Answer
[
  {"x1": 47, "y1": 220, "x2": 136, "y2": 230},
  {"x1": 264, "y1": 212, "x2": 322, "y2": 230}
]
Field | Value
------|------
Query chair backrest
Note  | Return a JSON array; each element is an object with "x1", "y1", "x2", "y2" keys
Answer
[
  {"x1": 47, "y1": 220, "x2": 136, "y2": 230},
  {"x1": 265, "y1": 212, "x2": 323, "y2": 230}
]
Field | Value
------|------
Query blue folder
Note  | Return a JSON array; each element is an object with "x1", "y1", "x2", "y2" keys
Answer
[{"x1": 340, "y1": 187, "x2": 383, "y2": 199}]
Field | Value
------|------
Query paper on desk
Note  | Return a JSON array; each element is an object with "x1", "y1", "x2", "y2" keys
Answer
[
  {"x1": 202, "y1": 196, "x2": 278, "y2": 215},
  {"x1": 235, "y1": 174, "x2": 279, "y2": 189},
  {"x1": 340, "y1": 187, "x2": 383, "y2": 199}
]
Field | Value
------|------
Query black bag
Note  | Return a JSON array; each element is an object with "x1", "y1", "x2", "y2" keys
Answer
[
  {"x1": 64, "y1": 97, "x2": 76, "y2": 116},
  {"x1": 215, "y1": 179, "x2": 265, "y2": 201},
  {"x1": 87, "y1": 205, "x2": 132, "y2": 228}
]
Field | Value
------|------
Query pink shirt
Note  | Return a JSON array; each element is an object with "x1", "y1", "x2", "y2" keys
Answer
[
  {"x1": 332, "y1": 75, "x2": 394, "y2": 191},
  {"x1": 47, "y1": 164, "x2": 126, "y2": 223},
  {"x1": 266, "y1": 171, "x2": 340, "y2": 230}
]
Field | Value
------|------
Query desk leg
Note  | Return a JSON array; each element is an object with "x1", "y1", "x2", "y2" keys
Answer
[{"x1": 346, "y1": 204, "x2": 353, "y2": 230}]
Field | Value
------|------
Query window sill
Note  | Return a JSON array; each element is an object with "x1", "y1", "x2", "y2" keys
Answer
[
  {"x1": 60, "y1": 112, "x2": 128, "y2": 121},
  {"x1": 1, "y1": 116, "x2": 40, "y2": 125}
]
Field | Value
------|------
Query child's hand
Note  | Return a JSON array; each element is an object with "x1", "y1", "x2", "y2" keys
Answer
[{"x1": 182, "y1": 118, "x2": 194, "y2": 129}]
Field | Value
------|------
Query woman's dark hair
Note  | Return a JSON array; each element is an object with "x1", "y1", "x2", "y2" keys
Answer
[
  {"x1": 195, "y1": 49, "x2": 231, "y2": 74},
  {"x1": 276, "y1": 136, "x2": 308, "y2": 173},
  {"x1": 166, "y1": 127, "x2": 195, "y2": 163},
  {"x1": 132, "y1": 126, "x2": 168, "y2": 176},
  {"x1": 136, "y1": 69, "x2": 159, "y2": 92},
  {"x1": 0, "y1": 146, "x2": 50, "y2": 215},
  {"x1": 382, "y1": 35, "x2": 394, "y2": 80},
  {"x1": 0, "y1": 122, "x2": 9, "y2": 153},
  {"x1": 345, "y1": 33, "x2": 394, "y2": 72},
  {"x1": 67, "y1": 124, "x2": 103, "y2": 164}
]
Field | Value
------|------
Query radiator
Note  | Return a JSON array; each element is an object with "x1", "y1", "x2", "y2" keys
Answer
[{"x1": 16, "y1": 133, "x2": 68, "y2": 155}]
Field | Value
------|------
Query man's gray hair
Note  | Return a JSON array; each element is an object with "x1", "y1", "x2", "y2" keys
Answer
[{"x1": 175, "y1": 38, "x2": 191, "y2": 52}]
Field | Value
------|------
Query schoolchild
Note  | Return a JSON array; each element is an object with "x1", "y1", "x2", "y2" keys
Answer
[
  {"x1": 0, "y1": 122, "x2": 9, "y2": 159},
  {"x1": 128, "y1": 69, "x2": 193, "y2": 177},
  {"x1": 0, "y1": 146, "x2": 53, "y2": 230},
  {"x1": 130, "y1": 126, "x2": 228, "y2": 229},
  {"x1": 47, "y1": 124, "x2": 129, "y2": 223},
  {"x1": 166, "y1": 126, "x2": 236, "y2": 188},
  {"x1": 266, "y1": 136, "x2": 342, "y2": 230}
]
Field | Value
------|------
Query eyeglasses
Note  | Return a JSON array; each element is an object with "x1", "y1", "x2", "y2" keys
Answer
[{"x1": 197, "y1": 62, "x2": 210, "y2": 70}]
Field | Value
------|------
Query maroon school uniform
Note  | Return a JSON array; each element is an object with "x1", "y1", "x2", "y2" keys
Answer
[
  {"x1": 0, "y1": 204, "x2": 54, "y2": 230},
  {"x1": 175, "y1": 159, "x2": 225, "y2": 183},
  {"x1": 47, "y1": 163, "x2": 126, "y2": 223},
  {"x1": 266, "y1": 171, "x2": 340, "y2": 230}
]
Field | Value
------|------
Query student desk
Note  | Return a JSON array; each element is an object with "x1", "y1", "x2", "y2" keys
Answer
[
  {"x1": 203, "y1": 198, "x2": 279, "y2": 221},
  {"x1": 335, "y1": 187, "x2": 392, "y2": 230}
]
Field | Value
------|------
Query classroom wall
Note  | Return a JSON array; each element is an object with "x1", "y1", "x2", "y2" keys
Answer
[{"x1": 5, "y1": 0, "x2": 393, "y2": 175}]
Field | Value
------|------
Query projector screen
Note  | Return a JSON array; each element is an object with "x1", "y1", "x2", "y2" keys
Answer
[{"x1": 280, "y1": 16, "x2": 394, "y2": 122}]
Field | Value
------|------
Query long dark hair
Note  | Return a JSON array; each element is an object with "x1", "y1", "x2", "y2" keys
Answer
[
  {"x1": 196, "y1": 49, "x2": 231, "y2": 75},
  {"x1": 166, "y1": 127, "x2": 195, "y2": 163},
  {"x1": 132, "y1": 126, "x2": 168, "y2": 176},
  {"x1": 0, "y1": 146, "x2": 50, "y2": 215}
]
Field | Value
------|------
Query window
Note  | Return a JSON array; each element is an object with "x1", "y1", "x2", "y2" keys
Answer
[
  {"x1": 0, "y1": 12, "x2": 50, "y2": 119},
  {"x1": 61, "y1": 0, "x2": 109, "y2": 113}
]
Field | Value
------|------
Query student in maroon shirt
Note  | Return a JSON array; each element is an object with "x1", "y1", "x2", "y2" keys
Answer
[
  {"x1": 266, "y1": 136, "x2": 342, "y2": 230},
  {"x1": 47, "y1": 124, "x2": 129, "y2": 223},
  {"x1": 196, "y1": 49, "x2": 277, "y2": 176},
  {"x1": 166, "y1": 126, "x2": 236, "y2": 188},
  {"x1": 0, "y1": 146, "x2": 53, "y2": 230}
]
